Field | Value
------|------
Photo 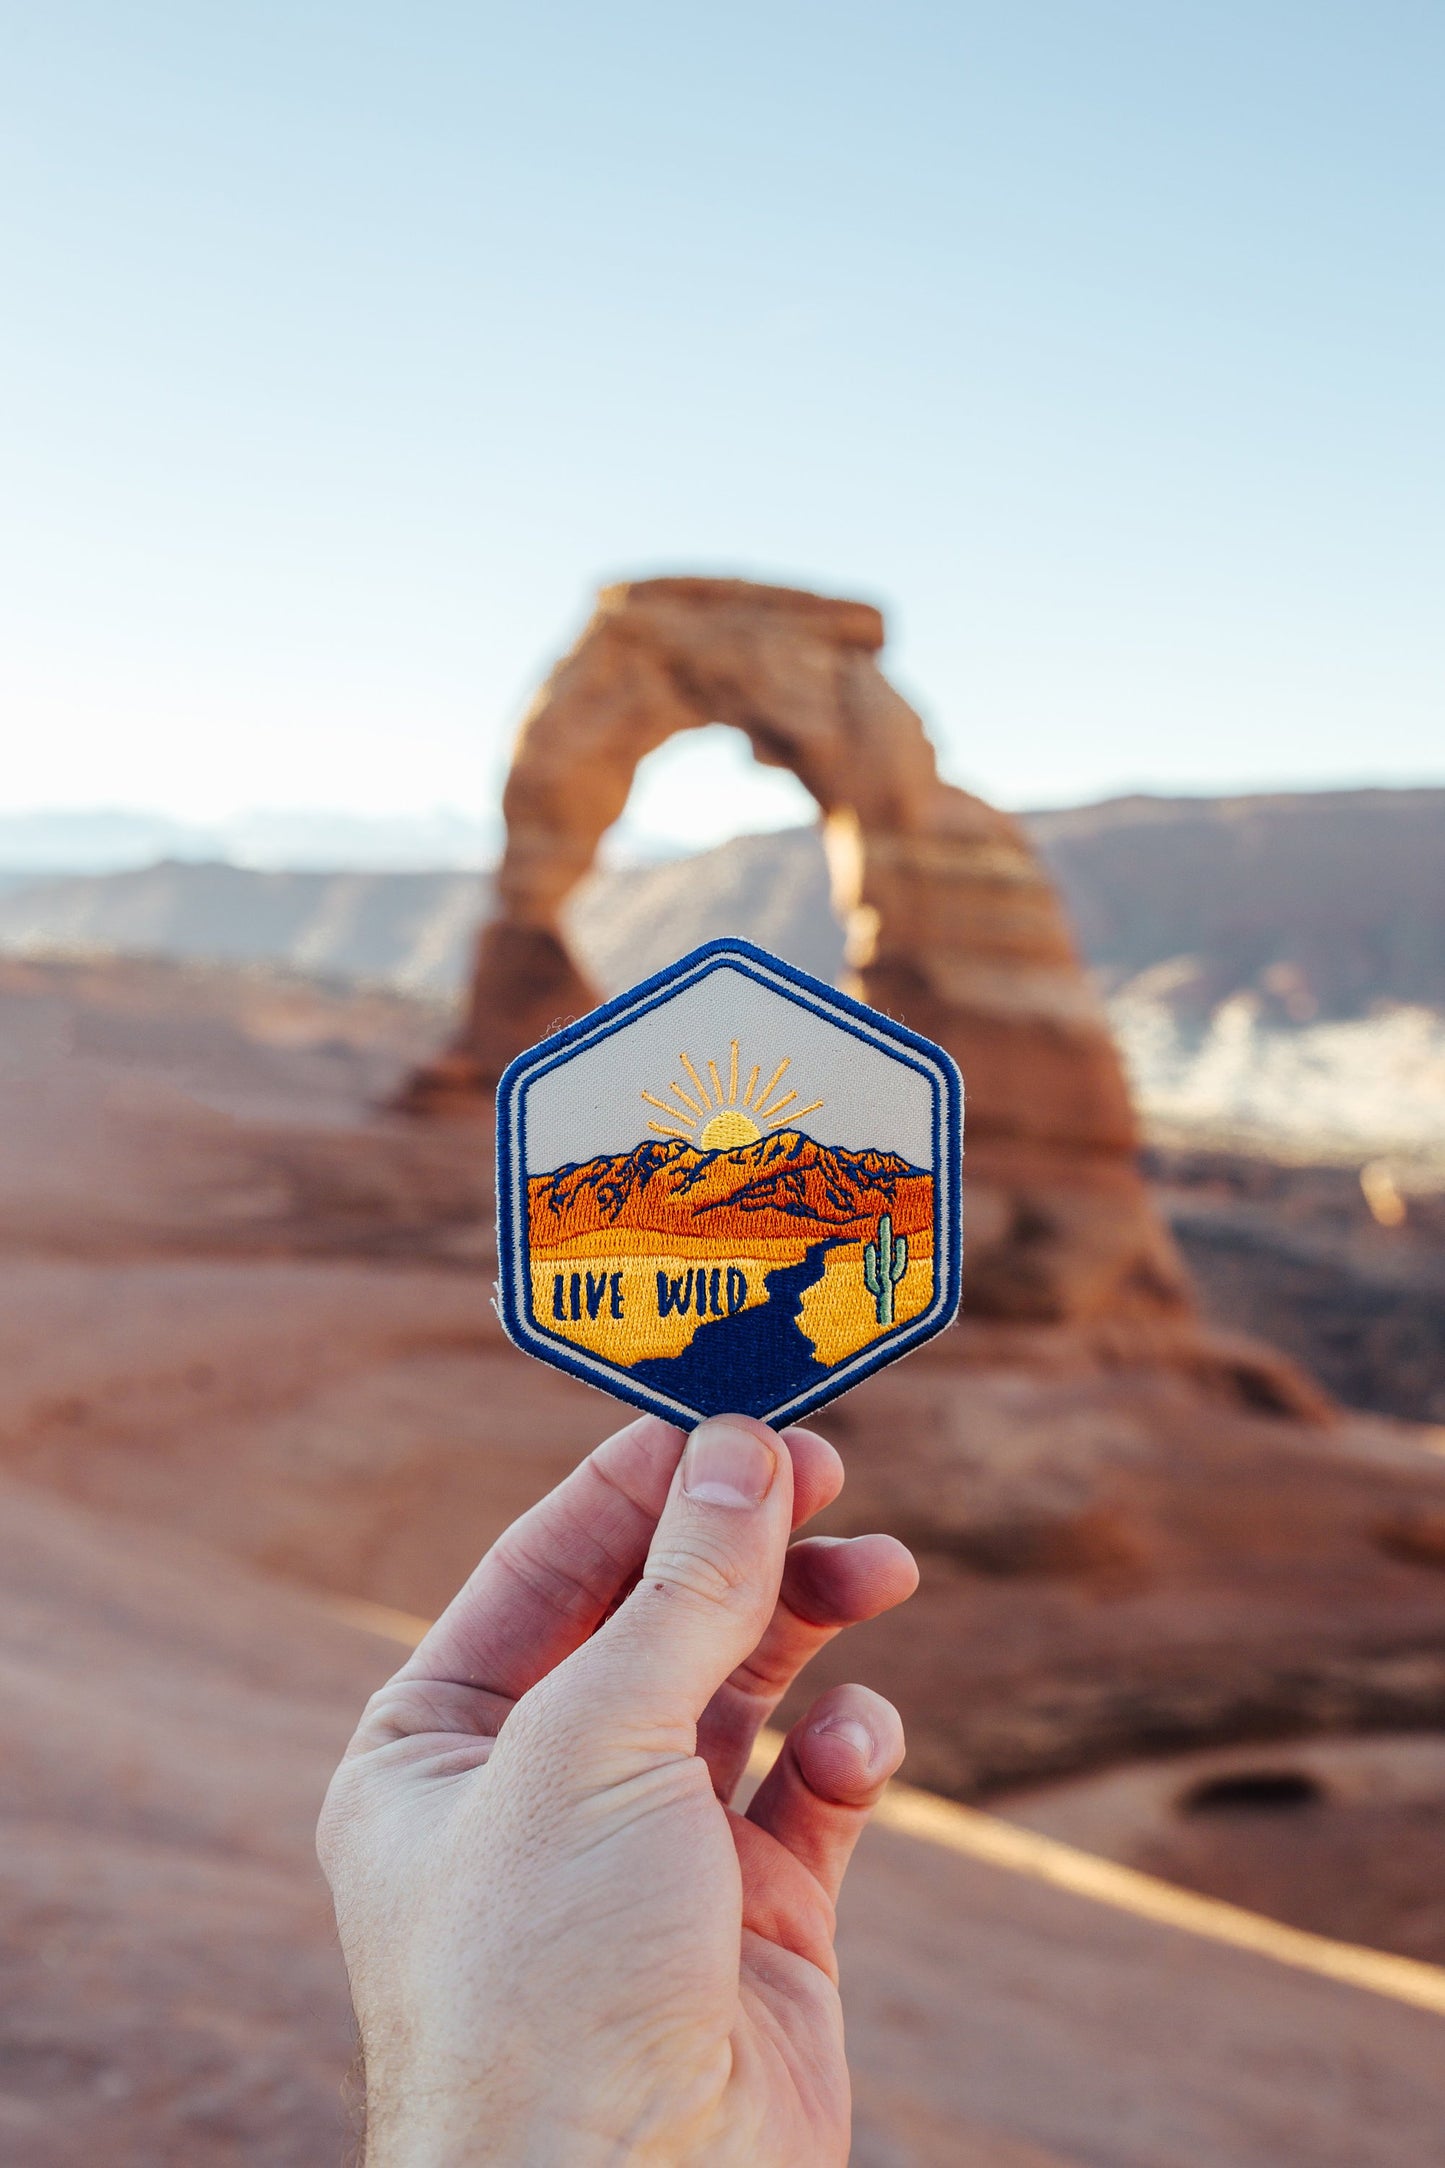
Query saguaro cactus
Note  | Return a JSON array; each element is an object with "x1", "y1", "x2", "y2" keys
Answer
[{"x1": 862, "y1": 1210, "x2": 908, "y2": 1327}]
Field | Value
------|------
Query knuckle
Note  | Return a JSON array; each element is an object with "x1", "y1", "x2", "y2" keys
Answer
[
  {"x1": 732, "y1": 1644, "x2": 794, "y2": 1697},
  {"x1": 494, "y1": 1527, "x2": 599, "y2": 1628},
  {"x1": 494, "y1": 1675, "x2": 561, "y2": 1753},
  {"x1": 362, "y1": 1680, "x2": 406, "y2": 1721},
  {"x1": 481, "y1": 1678, "x2": 610, "y2": 1802},
  {"x1": 645, "y1": 1535, "x2": 753, "y2": 1608},
  {"x1": 352, "y1": 1679, "x2": 420, "y2": 1745},
  {"x1": 795, "y1": 1869, "x2": 839, "y2": 1955}
]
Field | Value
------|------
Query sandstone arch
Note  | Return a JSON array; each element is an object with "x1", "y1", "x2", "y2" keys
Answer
[{"x1": 407, "y1": 576, "x2": 1194, "y2": 1326}]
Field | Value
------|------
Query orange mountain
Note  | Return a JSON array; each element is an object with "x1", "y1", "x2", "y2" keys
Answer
[{"x1": 527, "y1": 1129, "x2": 932, "y2": 1249}]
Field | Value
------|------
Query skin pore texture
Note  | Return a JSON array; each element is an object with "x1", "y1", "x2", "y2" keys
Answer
[{"x1": 317, "y1": 1411, "x2": 918, "y2": 2165}]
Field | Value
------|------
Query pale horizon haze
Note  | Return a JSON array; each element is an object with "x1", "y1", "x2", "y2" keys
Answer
[{"x1": 3, "y1": 2, "x2": 1442, "y2": 856}]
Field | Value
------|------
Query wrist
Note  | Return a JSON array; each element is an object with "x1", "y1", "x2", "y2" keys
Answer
[
  {"x1": 365, "y1": 2101, "x2": 666, "y2": 2168},
  {"x1": 362, "y1": 2062, "x2": 674, "y2": 2168}
]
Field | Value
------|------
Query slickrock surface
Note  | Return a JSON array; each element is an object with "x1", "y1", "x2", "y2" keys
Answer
[
  {"x1": 406, "y1": 577, "x2": 1192, "y2": 1334},
  {"x1": 4, "y1": 951, "x2": 1445, "y2": 2159},
  {"x1": 1148, "y1": 1144, "x2": 1445, "y2": 1424},
  {"x1": 992, "y1": 1731, "x2": 1445, "y2": 1966},
  {"x1": 787, "y1": 1351, "x2": 1445, "y2": 1801},
  {"x1": 0, "y1": 1475, "x2": 366, "y2": 2166},
  {"x1": 4, "y1": 951, "x2": 1445, "y2": 1850},
  {"x1": 4, "y1": 1470, "x2": 1444, "y2": 2168},
  {"x1": 840, "y1": 1817, "x2": 1445, "y2": 2168}
]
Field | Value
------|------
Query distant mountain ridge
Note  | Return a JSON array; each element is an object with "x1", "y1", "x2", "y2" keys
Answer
[
  {"x1": 1027, "y1": 787, "x2": 1445, "y2": 1019},
  {"x1": 5, "y1": 790, "x2": 1441, "y2": 1019},
  {"x1": 0, "y1": 860, "x2": 493, "y2": 995},
  {"x1": 0, "y1": 806, "x2": 497, "y2": 873},
  {"x1": 3, "y1": 788, "x2": 1442, "y2": 1160},
  {"x1": 527, "y1": 1130, "x2": 931, "y2": 1249},
  {"x1": 0, "y1": 830, "x2": 836, "y2": 996}
]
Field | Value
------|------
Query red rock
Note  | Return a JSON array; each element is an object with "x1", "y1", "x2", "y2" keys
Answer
[
  {"x1": 4, "y1": 866, "x2": 1445, "y2": 2160},
  {"x1": 402, "y1": 578, "x2": 1195, "y2": 1332},
  {"x1": 4, "y1": 1465, "x2": 1444, "y2": 2168}
]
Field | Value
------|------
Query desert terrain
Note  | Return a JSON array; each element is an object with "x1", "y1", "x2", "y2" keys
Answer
[
  {"x1": 3, "y1": 938, "x2": 1445, "y2": 2164},
  {"x1": 3, "y1": 586, "x2": 1444, "y2": 2164},
  {"x1": 6, "y1": 786, "x2": 1442, "y2": 1421}
]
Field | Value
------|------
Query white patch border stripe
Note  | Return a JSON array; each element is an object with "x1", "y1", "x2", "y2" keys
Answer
[{"x1": 494, "y1": 937, "x2": 963, "y2": 1429}]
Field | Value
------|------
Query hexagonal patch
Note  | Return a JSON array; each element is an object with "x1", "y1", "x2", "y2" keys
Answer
[{"x1": 496, "y1": 938, "x2": 963, "y2": 1429}]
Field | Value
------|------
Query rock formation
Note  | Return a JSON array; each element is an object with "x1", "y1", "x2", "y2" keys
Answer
[
  {"x1": 9, "y1": 948, "x2": 1445, "y2": 1970},
  {"x1": 404, "y1": 576, "x2": 1192, "y2": 1328}
]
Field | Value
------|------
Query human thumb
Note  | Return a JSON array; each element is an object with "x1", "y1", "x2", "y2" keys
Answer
[{"x1": 552, "y1": 1414, "x2": 794, "y2": 1747}]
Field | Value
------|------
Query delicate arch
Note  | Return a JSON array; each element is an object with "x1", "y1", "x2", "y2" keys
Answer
[{"x1": 405, "y1": 577, "x2": 1192, "y2": 1325}]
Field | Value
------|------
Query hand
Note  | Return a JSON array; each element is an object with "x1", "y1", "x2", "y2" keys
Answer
[{"x1": 317, "y1": 1411, "x2": 918, "y2": 2164}]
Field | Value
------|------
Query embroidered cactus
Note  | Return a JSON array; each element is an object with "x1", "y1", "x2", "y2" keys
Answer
[{"x1": 861, "y1": 1210, "x2": 908, "y2": 1326}]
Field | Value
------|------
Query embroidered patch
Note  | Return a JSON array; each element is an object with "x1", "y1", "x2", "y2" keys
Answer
[{"x1": 495, "y1": 938, "x2": 963, "y2": 1430}]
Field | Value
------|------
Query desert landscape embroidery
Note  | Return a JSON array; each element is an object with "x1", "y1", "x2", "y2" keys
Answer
[{"x1": 525, "y1": 1036, "x2": 936, "y2": 1407}]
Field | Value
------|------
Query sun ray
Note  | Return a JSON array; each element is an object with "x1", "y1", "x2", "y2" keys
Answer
[
  {"x1": 769, "y1": 1097, "x2": 824, "y2": 1129},
  {"x1": 680, "y1": 1052, "x2": 710, "y2": 1107},
  {"x1": 756, "y1": 1057, "x2": 791, "y2": 1110},
  {"x1": 640, "y1": 1045, "x2": 821, "y2": 1153},
  {"x1": 641, "y1": 1090, "x2": 698, "y2": 1128}
]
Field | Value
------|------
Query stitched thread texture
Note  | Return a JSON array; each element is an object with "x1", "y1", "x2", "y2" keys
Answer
[{"x1": 496, "y1": 941, "x2": 962, "y2": 1427}]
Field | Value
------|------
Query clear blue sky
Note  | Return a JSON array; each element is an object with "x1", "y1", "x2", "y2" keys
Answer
[{"x1": 2, "y1": 1, "x2": 1441, "y2": 849}]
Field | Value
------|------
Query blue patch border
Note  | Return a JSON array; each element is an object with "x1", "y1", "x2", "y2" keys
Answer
[{"x1": 495, "y1": 936, "x2": 963, "y2": 1430}]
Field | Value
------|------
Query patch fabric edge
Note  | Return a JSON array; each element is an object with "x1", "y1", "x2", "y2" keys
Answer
[{"x1": 494, "y1": 936, "x2": 963, "y2": 1429}]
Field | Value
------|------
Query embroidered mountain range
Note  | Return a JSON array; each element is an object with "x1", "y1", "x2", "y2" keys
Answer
[{"x1": 527, "y1": 1129, "x2": 931, "y2": 1248}]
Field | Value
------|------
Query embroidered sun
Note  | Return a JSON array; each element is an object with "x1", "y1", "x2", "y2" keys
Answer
[{"x1": 642, "y1": 1042, "x2": 824, "y2": 1151}]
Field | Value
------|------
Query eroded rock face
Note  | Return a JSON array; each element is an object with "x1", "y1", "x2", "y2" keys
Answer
[{"x1": 405, "y1": 577, "x2": 1191, "y2": 1328}]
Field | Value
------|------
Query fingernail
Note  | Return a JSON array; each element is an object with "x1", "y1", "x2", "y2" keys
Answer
[
  {"x1": 812, "y1": 1714, "x2": 878, "y2": 1768},
  {"x1": 682, "y1": 1418, "x2": 776, "y2": 1509}
]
